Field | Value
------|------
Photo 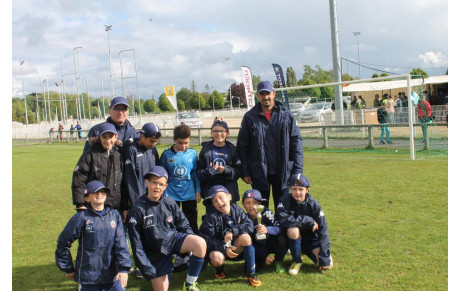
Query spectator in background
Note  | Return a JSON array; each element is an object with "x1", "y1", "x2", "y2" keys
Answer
[
  {"x1": 75, "y1": 121, "x2": 82, "y2": 139},
  {"x1": 384, "y1": 94, "x2": 395, "y2": 124},
  {"x1": 377, "y1": 103, "x2": 392, "y2": 145},
  {"x1": 357, "y1": 96, "x2": 366, "y2": 109},
  {"x1": 402, "y1": 92, "x2": 408, "y2": 107},
  {"x1": 83, "y1": 96, "x2": 137, "y2": 153},
  {"x1": 373, "y1": 94, "x2": 381, "y2": 108},
  {"x1": 58, "y1": 123, "x2": 64, "y2": 140},
  {"x1": 395, "y1": 93, "x2": 403, "y2": 123},
  {"x1": 70, "y1": 124, "x2": 75, "y2": 139},
  {"x1": 350, "y1": 96, "x2": 358, "y2": 109}
]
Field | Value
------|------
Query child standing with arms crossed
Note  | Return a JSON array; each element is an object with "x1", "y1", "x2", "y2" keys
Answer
[
  {"x1": 276, "y1": 174, "x2": 333, "y2": 275},
  {"x1": 56, "y1": 181, "x2": 132, "y2": 290}
]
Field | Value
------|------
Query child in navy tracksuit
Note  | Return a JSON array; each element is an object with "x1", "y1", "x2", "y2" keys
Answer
[
  {"x1": 121, "y1": 122, "x2": 161, "y2": 215},
  {"x1": 241, "y1": 189, "x2": 288, "y2": 273},
  {"x1": 160, "y1": 123, "x2": 201, "y2": 234},
  {"x1": 71, "y1": 122, "x2": 124, "y2": 211},
  {"x1": 199, "y1": 185, "x2": 262, "y2": 287},
  {"x1": 276, "y1": 174, "x2": 333, "y2": 275},
  {"x1": 197, "y1": 120, "x2": 242, "y2": 211},
  {"x1": 56, "y1": 181, "x2": 132, "y2": 290},
  {"x1": 126, "y1": 166, "x2": 206, "y2": 291}
]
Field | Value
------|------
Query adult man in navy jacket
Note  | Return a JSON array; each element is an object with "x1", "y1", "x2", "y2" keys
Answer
[
  {"x1": 237, "y1": 81, "x2": 303, "y2": 208},
  {"x1": 83, "y1": 96, "x2": 137, "y2": 152}
]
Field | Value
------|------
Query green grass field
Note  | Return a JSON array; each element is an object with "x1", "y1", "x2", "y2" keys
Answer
[{"x1": 12, "y1": 144, "x2": 448, "y2": 290}]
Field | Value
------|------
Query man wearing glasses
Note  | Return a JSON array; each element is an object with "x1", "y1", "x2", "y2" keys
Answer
[{"x1": 83, "y1": 96, "x2": 137, "y2": 153}]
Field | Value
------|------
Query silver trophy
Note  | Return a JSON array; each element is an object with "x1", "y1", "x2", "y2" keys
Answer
[{"x1": 254, "y1": 205, "x2": 266, "y2": 241}]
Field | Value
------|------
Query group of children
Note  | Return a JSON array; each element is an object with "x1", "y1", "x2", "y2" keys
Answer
[{"x1": 55, "y1": 118, "x2": 332, "y2": 291}]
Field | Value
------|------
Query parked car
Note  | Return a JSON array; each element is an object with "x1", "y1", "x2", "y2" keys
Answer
[
  {"x1": 176, "y1": 111, "x2": 203, "y2": 128},
  {"x1": 288, "y1": 103, "x2": 305, "y2": 119},
  {"x1": 297, "y1": 102, "x2": 333, "y2": 123}
]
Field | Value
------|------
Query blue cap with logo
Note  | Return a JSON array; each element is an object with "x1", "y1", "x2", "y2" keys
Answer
[
  {"x1": 288, "y1": 173, "x2": 311, "y2": 187},
  {"x1": 84, "y1": 180, "x2": 111, "y2": 196},
  {"x1": 241, "y1": 189, "x2": 266, "y2": 202},
  {"x1": 97, "y1": 122, "x2": 117, "y2": 136},
  {"x1": 211, "y1": 120, "x2": 229, "y2": 132},
  {"x1": 204, "y1": 185, "x2": 230, "y2": 206},
  {"x1": 141, "y1": 123, "x2": 161, "y2": 138},
  {"x1": 110, "y1": 96, "x2": 129, "y2": 108},
  {"x1": 143, "y1": 165, "x2": 169, "y2": 180},
  {"x1": 257, "y1": 81, "x2": 275, "y2": 93}
]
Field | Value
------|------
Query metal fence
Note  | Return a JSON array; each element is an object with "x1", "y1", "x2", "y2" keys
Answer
[{"x1": 12, "y1": 106, "x2": 448, "y2": 156}]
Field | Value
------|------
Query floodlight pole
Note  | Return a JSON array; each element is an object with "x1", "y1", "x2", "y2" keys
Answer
[
  {"x1": 98, "y1": 76, "x2": 106, "y2": 117},
  {"x1": 328, "y1": 0, "x2": 344, "y2": 124},
  {"x1": 353, "y1": 31, "x2": 361, "y2": 79},
  {"x1": 105, "y1": 25, "x2": 115, "y2": 98},
  {"x1": 407, "y1": 74, "x2": 415, "y2": 160},
  {"x1": 20, "y1": 61, "x2": 29, "y2": 142},
  {"x1": 84, "y1": 78, "x2": 91, "y2": 120},
  {"x1": 73, "y1": 46, "x2": 83, "y2": 120},
  {"x1": 225, "y1": 58, "x2": 232, "y2": 110}
]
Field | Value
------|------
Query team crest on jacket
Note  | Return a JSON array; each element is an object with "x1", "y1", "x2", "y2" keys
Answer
[
  {"x1": 174, "y1": 165, "x2": 188, "y2": 177},
  {"x1": 167, "y1": 216, "x2": 173, "y2": 223},
  {"x1": 110, "y1": 220, "x2": 116, "y2": 229}
]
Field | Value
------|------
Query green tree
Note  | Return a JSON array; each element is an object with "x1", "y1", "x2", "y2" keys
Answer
[
  {"x1": 298, "y1": 79, "x2": 321, "y2": 97},
  {"x1": 208, "y1": 90, "x2": 226, "y2": 109},
  {"x1": 158, "y1": 94, "x2": 175, "y2": 112},
  {"x1": 301, "y1": 65, "x2": 334, "y2": 84},
  {"x1": 143, "y1": 99, "x2": 156, "y2": 113},
  {"x1": 320, "y1": 86, "x2": 334, "y2": 98},
  {"x1": 286, "y1": 66, "x2": 297, "y2": 87},
  {"x1": 189, "y1": 92, "x2": 206, "y2": 110},
  {"x1": 177, "y1": 100, "x2": 185, "y2": 111},
  {"x1": 252, "y1": 75, "x2": 261, "y2": 89},
  {"x1": 410, "y1": 68, "x2": 428, "y2": 78},
  {"x1": 341, "y1": 74, "x2": 354, "y2": 81},
  {"x1": 177, "y1": 87, "x2": 193, "y2": 109}
]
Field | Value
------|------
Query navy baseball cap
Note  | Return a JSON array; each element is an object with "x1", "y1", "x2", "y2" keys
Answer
[
  {"x1": 110, "y1": 96, "x2": 129, "y2": 108},
  {"x1": 204, "y1": 185, "x2": 230, "y2": 206},
  {"x1": 211, "y1": 120, "x2": 229, "y2": 131},
  {"x1": 143, "y1": 165, "x2": 169, "y2": 180},
  {"x1": 288, "y1": 173, "x2": 311, "y2": 187},
  {"x1": 97, "y1": 122, "x2": 117, "y2": 136},
  {"x1": 242, "y1": 189, "x2": 266, "y2": 202},
  {"x1": 141, "y1": 123, "x2": 161, "y2": 138},
  {"x1": 84, "y1": 180, "x2": 111, "y2": 196},
  {"x1": 257, "y1": 81, "x2": 274, "y2": 93}
]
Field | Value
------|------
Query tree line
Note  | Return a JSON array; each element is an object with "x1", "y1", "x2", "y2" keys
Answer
[{"x1": 12, "y1": 65, "x2": 433, "y2": 124}]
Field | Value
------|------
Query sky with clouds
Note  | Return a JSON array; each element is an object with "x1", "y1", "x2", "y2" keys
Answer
[{"x1": 11, "y1": 0, "x2": 449, "y2": 100}]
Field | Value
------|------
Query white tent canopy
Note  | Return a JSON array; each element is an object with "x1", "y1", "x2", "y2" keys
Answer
[{"x1": 342, "y1": 75, "x2": 448, "y2": 92}]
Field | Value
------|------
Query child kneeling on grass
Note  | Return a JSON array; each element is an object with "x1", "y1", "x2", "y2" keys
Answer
[
  {"x1": 199, "y1": 185, "x2": 262, "y2": 287},
  {"x1": 127, "y1": 166, "x2": 206, "y2": 291},
  {"x1": 276, "y1": 174, "x2": 333, "y2": 275},
  {"x1": 241, "y1": 189, "x2": 288, "y2": 273},
  {"x1": 55, "y1": 181, "x2": 132, "y2": 290}
]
